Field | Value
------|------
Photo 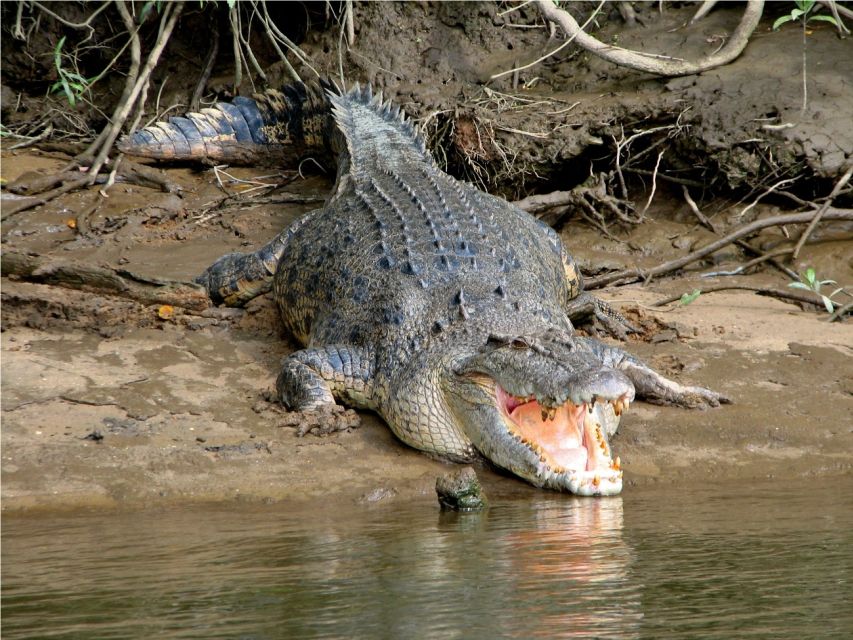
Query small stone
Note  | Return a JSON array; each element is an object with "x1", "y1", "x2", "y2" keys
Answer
[{"x1": 435, "y1": 466, "x2": 487, "y2": 511}]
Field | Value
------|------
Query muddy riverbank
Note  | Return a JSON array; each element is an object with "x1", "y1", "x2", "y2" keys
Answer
[
  {"x1": 2, "y1": 151, "x2": 851, "y2": 512},
  {"x1": 2, "y1": 2, "x2": 851, "y2": 512}
]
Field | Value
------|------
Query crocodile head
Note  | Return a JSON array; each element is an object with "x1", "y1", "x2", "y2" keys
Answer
[{"x1": 444, "y1": 330, "x2": 633, "y2": 496}]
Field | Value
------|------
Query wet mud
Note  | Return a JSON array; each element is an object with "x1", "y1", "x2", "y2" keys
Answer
[
  {"x1": 2, "y1": 2, "x2": 852, "y2": 512},
  {"x1": 2, "y1": 150, "x2": 851, "y2": 512}
]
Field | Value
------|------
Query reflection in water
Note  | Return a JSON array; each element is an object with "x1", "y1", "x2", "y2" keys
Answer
[{"x1": 2, "y1": 480, "x2": 851, "y2": 639}]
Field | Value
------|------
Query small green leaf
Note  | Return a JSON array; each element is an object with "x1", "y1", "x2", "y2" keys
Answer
[
  {"x1": 679, "y1": 289, "x2": 702, "y2": 306},
  {"x1": 821, "y1": 295, "x2": 834, "y2": 313},
  {"x1": 808, "y1": 14, "x2": 839, "y2": 25},
  {"x1": 794, "y1": 0, "x2": 814, "y2": 13},
  {"x1": 805, "y1": 268, "x2": 816, "y2": 284},
  {"x1": 788, "y1": 282, "x2": 811, "y2": 291},
  {"x1": 226, "y1": 0, "x2": 237, "y2": 8},
  {"x1": 773, "y1": 14, "x2": 795, "y2": 30}
]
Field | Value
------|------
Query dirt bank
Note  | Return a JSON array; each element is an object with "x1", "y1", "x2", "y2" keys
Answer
[
  {"x1": 2, "y1": 2, "x2": 851, "y2": 512},
  {"x1": 2, "y1": 150, "x2": 851, "y2": 512}
]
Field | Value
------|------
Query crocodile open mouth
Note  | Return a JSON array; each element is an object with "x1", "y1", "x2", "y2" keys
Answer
[{"x1": 495, "y1": 384, "x2": 627, "y2": 492}]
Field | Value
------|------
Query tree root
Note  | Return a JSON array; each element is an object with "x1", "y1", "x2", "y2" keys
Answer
[
  {"x1": 585, "y1": 210, "x2": 853, "y2": 289},
  {"x1": 791, "y1": 166, "x2": 852, "y2": 260},
  {"x1": 1, "y1": 250, "x2": 208, "y2": 312},
  {"x1": 535, "y1": 0, "x2": 764, "y2": 77},
  {"x1": 513, "y1": 174, "x2": 637, "y2": 227},
  {"x1": 651, "y1": 284, "x2": 840, "y2": 312}
]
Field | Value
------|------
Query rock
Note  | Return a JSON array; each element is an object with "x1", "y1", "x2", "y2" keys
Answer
[{"x1": 435, "y1": 466, "x2": 487, "y2": 511}]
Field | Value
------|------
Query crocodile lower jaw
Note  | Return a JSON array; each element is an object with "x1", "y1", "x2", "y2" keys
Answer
[{"x1": 495, "y1": 384, "x2": 626, "y2": 496}]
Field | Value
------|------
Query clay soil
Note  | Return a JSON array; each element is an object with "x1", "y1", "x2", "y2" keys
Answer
[{"x1": 1, "y1": 3, "x2": 851, "y2": 512}]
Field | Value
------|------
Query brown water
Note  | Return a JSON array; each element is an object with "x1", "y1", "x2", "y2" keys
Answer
[{"x1": 2, "y1": 479, "x2": 851, "y2": 639}]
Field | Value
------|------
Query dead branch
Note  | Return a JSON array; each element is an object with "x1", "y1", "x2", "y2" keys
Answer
[
  {"x1": 681, "y1": 185, "x2": 716, "y2": 232},
  {"x1": 828, "y1": 301, "x2": 852, "y2": 322},
  {"x1": 535, "y1": 0, "x2": 764, "y2": 77},
  {"x1": 682, "y1": 186, "x2": 798, "y2": 280},
  {"x1": 95, "y1": 2, "x2": 184, "y2": 178},
  {"x1": 651, "y1": 284, "x2": 833, "y2": 309},
  {"x1": 190, "y1": 19, "x2": 219, "y2": 112},
  {"x1": 1, "y1": 250, "x2": 208, "y2": 312},
  {"x1": 791, "y1": 165, "x2": 853, "y2": 260},
  {"x1": 585, "y1": 209, "x2": 853, "y2": 289}
]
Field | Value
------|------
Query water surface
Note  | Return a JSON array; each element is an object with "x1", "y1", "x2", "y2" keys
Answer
[{"x1": 3, "y1": 479, "x2": 851, "y2": 639}]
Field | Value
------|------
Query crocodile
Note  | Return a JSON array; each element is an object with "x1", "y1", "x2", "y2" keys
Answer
[{"x1": 120, "y1": 82, "x2": 729, "y2": 496}]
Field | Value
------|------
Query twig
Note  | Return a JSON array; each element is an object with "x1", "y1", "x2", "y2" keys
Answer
[
  {"x1": 345, "y1": 0, "x2": 355, "y2": 45},
  {"x1": 640, "y1": 149, "x2": 664, "y2": 217},
  {"x1": 490, "y1": 1, "x2": 606, "y2": 81},
  {"x1": 31, "y1": 1, "x2": 111, "y2": 42},
  {"x1": 7, "y1": 124, "x2": 53, "y2": 150},
  {"x1": 827, "y1": 301, "x2": 852, "y2": 322},
  {"x1": 682, "y1": 185, "x2": 716, "y2": 231},
  {"x1": 737, "y1": 177, "x2": 800, "y2": 220},
  {"x1": 624, "y1": 167, "x2": 705, "y2": 189},
  {"x1": 690, "y1": 1, "x2": 718, "y2": 24},
  {"x1": 700, "y1": 248, "x2": 794, "y2": 277},
  {"x1": 90, "y1": 1, "x2": 183, "y2": 179},
  {"x1": 1, "y1": 175, "x2": 91, "y2": 219},
  {"x1": 228, "y1": 6, "x2": 243, "y2": 89},
  {"x1": 535, "y1": 0, "x2": 764, "y2": 76},
  {"x1": 190, "y1": 21, "x2": 219, "y2": 112},
  {"x1": 791, "y1": 166, "x2": 853, "y2": 260},
  {"x1": 651, "y1": 284, "x2": 834, "y2": 309},
  {"x1": 585, "y1": 209, "x2": 853, "y2": 289}
]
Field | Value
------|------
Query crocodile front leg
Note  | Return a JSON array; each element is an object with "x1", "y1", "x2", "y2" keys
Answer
[
  {"x1": 577, "y1": 337, "x2": 731, "y2": 408},
  {"x1": 277, "y1": 345, "x2": 376, "y2": 411}
]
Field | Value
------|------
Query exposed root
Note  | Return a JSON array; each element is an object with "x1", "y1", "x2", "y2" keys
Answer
[
  {"x1": 651, "y1": 284, "x2": 841, "y2": 312},
  {"x1": 535, "y1": 0, "x2": 764, "y2": 77},
  {"x1": 585, "y1": 209, "x2": 853, "y2": 289},
  {"x1": 1, "y1": 250, "x2": 208, "y2": 312},
  {"x1": 791, "y1": 166, "x2": 853, "y2": 260},
  {"x1": 513, "y1": 173, "x2": 637, "y2": 230}
]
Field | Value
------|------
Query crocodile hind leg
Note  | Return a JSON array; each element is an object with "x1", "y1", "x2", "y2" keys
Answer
[
  {"x1": 558, "y1": 247, "x2": 638, "y2": 338},
  {"x1": 277, "y1": 345, "x2": 377, "y2": 411},
  {"x1": 197, "y1": 209, "x2": 320, "y2": 306},
  {"x1": 577, "y1": 337, "x2": 731, "y2": 408}
]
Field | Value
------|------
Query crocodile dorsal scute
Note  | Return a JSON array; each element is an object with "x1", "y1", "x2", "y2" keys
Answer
[{"x1": 328, "y1": 83, "x2": 431, "y2": 171}]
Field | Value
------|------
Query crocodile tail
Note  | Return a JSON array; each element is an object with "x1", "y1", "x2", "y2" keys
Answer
[{"x1": 117, "y1": 80, "x2": 339, "y2": 167}]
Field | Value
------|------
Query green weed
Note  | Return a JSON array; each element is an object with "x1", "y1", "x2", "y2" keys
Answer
[{"x1": 788, "y1": 268, "x2": 843, "y2": 313}]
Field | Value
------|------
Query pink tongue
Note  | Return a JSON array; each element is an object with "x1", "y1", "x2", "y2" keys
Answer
[{"x1": 509, "y1": 402, "x2": 589, "y2": 471}]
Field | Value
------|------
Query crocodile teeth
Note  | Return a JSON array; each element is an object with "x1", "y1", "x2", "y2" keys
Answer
[{"x1": 539, "y1": 406, "x2": 557, "y2": 421}]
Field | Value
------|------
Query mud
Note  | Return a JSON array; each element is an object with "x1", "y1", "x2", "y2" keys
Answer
[
  {"x1": 2, "y1": 3, "x2": 852, "y2": 512},
  {"x1": 290, "y1": 2, "x2": 852, "y2": 194},
  {"x1": 2, "y1": 148, "x2": 851, "y2": 512}
]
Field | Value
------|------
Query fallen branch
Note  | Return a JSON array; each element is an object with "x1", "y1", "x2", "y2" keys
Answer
[
  {"x1": 585, "y1": 209, "x2": 853, "y2": 289},
  {"x1": 791, "y1": 165, "x2": 852, "y2": 260},
  {"x1": 535, "y1": 0, "x2": 764, "y2": 77},
  {"x1": 1, "y1": 250, "x2": 208, "y2": 312},
  {"x1": 651, "y1": 284, "x2": 835, "y2": 309}
]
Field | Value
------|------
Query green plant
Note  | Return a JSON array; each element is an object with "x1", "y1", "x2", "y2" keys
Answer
[
  {"x1": 772, "y1": 1, "x2": 839, "y2": 113},
  {"x1": 772, "y1": 0, "x2": 838, "y2": 30},
  {"x1": 49, "y1": 36, "x2": 92, "y2": 107},
  {"x1": 788, "y1": 268, "x2": 842, "y2": 313},
  {"x1": 679, "y1": 289, "x2": 702, "y2": 306}
]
